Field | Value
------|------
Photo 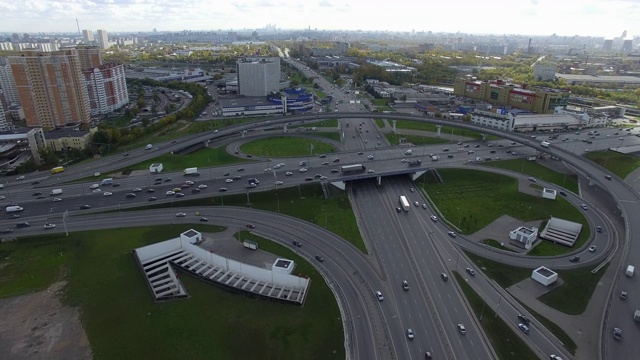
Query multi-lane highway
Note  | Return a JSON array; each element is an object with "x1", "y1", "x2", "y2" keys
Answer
[{"x1": 4, "y1": 58, "x2": 639, "y2": 359}]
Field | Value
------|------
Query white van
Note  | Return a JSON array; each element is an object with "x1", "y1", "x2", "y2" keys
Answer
[
  {"x1": 145, "y1": 144, "x2": 153, "y2": 150},
  {"x1": 50, "y1": 189, "x2": 63, "y2": 196},
  {"x1": 5, "y1": 205, "x2": 24, "y2": 213}
]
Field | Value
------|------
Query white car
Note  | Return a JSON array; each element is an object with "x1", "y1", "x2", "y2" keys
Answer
[
  {"x1": 175, "y1": 213, "x2": 186, "y2": 217},
  {"x1": 43, "y1": 223, "x2": 56, "y2": 229},
  {"x1": 580, "y1": 204, "x2": 588, "y2": 210},
  {"x1": 430, "y1": 215, "x2": 438, "y2": 222},
  {"x1": 367, "y1": 155, "x2": 374, "y2": 160},
  {"x1": 166, "y1": 190, "x2": 175, "y2": 196},
  {"x1": 588, "y1": 245, "x2": 597, "y2": 252},
  {"x1": 185, "y1": 180, "x2": 194, "y2": 185},
  {"x1": 407, "y1": 329, "x2": 414, "y2": 339},
  {"x1": 103, "y1": 191, "x2": 113, "y2": 196},
  {"x1": 225, "y1": 178, "x2": 234, "y2": 183},
  {"x1": 132, "y1": 188, "x2": 143, "y2": 192},
  {"x1": 90, "y1": 183, "x2": 100, "y2": 189},
  {"x1": 457, "y1": 324, "x2": 466, "y2": 335},
  {"x1": 285, "y1": 171, "x2": 293, "y2": 176},
  {"x1": 264, "y1": 168, "x2": 272, "y2": 172},
  {"x1": 368, "y1": 169, "x2": 375, "y2": 173},
  {"x1": 414, "y1": 201, "x2": 420, "y2": 207},
  {"x1": 198, "y1": 184, "x2": 207, "y2": 189},
  {"x1": 52, "y1": 197, "x2": 62, "y2": 202},
  {"x1": 16, "y1": 175, "x2": 25, "y2": 180},
  {"x1": 275, "y1": 181, "x2": 284, "y2": 185},
  {"x1": 375, "y1": 291, "x2": 384, "y2": 301},
  {"x1": 401, "y1": 158, "x2": 408, "y2": 163},
  {"x1": 92, "y1": 188, "x2": 102, "y2": 193},
  {"x1": 299, "y1": 168, "x2": 308, "y2": 173},
  {"x1": 0, "y1": 196, "x2": 5, "y2": 200}
]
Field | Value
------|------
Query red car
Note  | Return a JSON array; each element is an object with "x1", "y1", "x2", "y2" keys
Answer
[{"x1": 246, "y1": 224, "x2": 256, "y2": 229}]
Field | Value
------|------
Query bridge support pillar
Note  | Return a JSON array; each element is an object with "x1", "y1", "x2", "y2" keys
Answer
[
  {"x1": 436, "y1": 125, "x2": 442, "y2": 137},
  {"x1": 392, "y1": 120, "x2": 397, "y2": 134},
  {"x1": 411, "y1": 171, "x2": 427, "y2": 181},
  {"x1": 377, "y1": 176, "x2": 381, "y2": 186}
]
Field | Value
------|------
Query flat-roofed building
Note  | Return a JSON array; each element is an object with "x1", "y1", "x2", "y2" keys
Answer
[
  {"x1": 236, "y1": 57, "x2": 280, "y2": 97},
  {"x1": 45, "y1": 127, "x2": 97, "y2": 151}
]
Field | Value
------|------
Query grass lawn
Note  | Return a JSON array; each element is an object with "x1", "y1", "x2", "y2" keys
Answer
[
  {"x1": 537, "y1": 264, "x2": 609, "y2": 315},
  {"x1": 484, "y1": 159, "x2": 579, "y2": 193},
  {"x1": 240, "y1": 137, "x2": 338, "y2": 157},
  {"x1": 423, "y1": 169, "x2": 590, "y2": 254},
  {"x1": 480, "y1": 239, "x2": 516, "y2": 252},
  {"x1": 371, "y1": 99, "x2": 389, "y2": 106},
  {"x1": 126, "y1": 184, "x2": 366, "y2": 253},
  {"x1": 123, "y1": 146, "x2": 252, "y2": 172},
  {"x1": 454, "y1": 272, "x2": 539, "y2": 360},
  {"x1": 517, "y1": 301, "x2": 577, "y2": 355},
  {"x1": 314, "y1": 89, "x2": 327, "y2": 99},
  {"x1": 0, "y1": 225, "x2": 344, "y2": 359},
  {"x1": 584, "y1": 149, "x2": 640, "y2": 179},
  {"x1": 384, "y1": 133, "x2": 450, "y2": 146},
  {"x1": 464, "y1": 251, "x2": 533, "y2": 288},
  {"x1": 394, "y1": 120, "x2": 501, "y2": 140},
  {"x1": 374, "y1": 119, "x2": 386, "y2": 128},
  {"x1": 315, "y1": 132, "x2": 341, "y2": 142}
]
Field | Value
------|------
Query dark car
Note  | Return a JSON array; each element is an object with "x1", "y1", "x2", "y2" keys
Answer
[
  {"x1": 80, "y1": 205, "x2": 91, "y2": 210},
  {"x1": 219, "y1": 187, "x2": 228, "y2": 192},
  {"x1": 9, "y1": 214, "x2": 20, "y2": 219},
  {"x1": 315, "y1": 255, "x2": 325, "y2": 262},
  {"x1": 31, "y1": 181, "x2": 40, "y2": 185},
  {"x1": 37, "y1": 195, "x2": 46, "y2": 199},
  {"x1": 32, "y1": 192, "x2": 42, "y2": 196},
  {"x1": 518, "y1": 314, "x2": 530, "y2": 324},
  {"x1": 199, "y1": 217, "x2": 209, "y2": 222},
  {"x1": 148, "y1": 197, "x2": 157, "y2": 201},
  {"x1": 16, "y1": 222, "x2": 31, "y2": 228},
  {"x1": 164, "y1": 178, "x2": 172, "y2": 182},
  {"x1": 233, "y1": 175, "x2": 242, "y2": 180},
  {"x1": 223, "y1": 172, "x2": 230, "y2": 177},
  {"x1": 146, "y1": 188, "x2": 155, "y2": 193},
  {"x1": 191, "y1": 188, "x2": 201, "y2": 193},
  {"x1": 569, "y1": 256, "x2": 580, "y2": 262},
  {"x1": 305, "y1": 177, "x2": 313, "y2": 181},
  {"x1": 237, "y1": 168, "x2": 245, "y2": 172},
  {"x1": 246, "y1": 224, "x2": 256, "y2": 229},
  {"x1": 125, "y1": 193, "x2": 136, "y2": 198},
  {"x1": 112, "y1": 183, "x2": 121, "y2": 187},
  {"x1": 292, "y1": 240, "x2": 302, "y2": 247},
  {"x1": 155, "y1": 178, "x2": 163, "y2": 182},
  {"x1": 176, "y1": 193, "x2": 185, "y2": 198},
  {"x1": 559, "y1": 191, "x2": 567, "y2": 197},
  {"x1": 0, "y1": 228, "x2": 14, "y2": 234}
]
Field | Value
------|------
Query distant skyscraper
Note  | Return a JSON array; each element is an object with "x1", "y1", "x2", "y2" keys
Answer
[
  {"x1": 603, "y1": 39, "x2": 613, "y2": 52},
  {"x1": 82, "y1": 29, "x2": 94, "y2": 43},
  {"x1": 622, "y1": 30, "x2": 628, "y2": 39},
  {"x1": 0, "y1": 64, "x2": 20, "y2": 106},
  {"x1": 76, "y1": 45, "x2": 103, "y2": 70},
  {"x1": 8, "y1": 49, "x2": 90, "y2": 128},
  {"x1": 96, "y1": 29, "x2": 109, "y2": 49},
  {"x1": 622, "y1": 39, "x2": 633, "y2": 52},
  {"x1": 237, "y1": 57, "x2": 281, "y2": 97}
]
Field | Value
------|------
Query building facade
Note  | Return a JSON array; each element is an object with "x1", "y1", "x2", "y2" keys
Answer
[
  {"x1": 532, "y1": 63, "x2": 556, "y2": 81},
  {"x1": 83, "y1": 63, "x2": 129, "y2": 115},
  {"x1": 45, "y1": 127, "x2": 97, "y2": 151},
  {"x1": 82, "y1": 29, "x2": 94, "y2": 43},
  {"x1": 453, "y1": 78, "x2": 570, "y2": 114},
  {"x1": 9, "y1": 49, "x2": 91, "y2": 129},
  {"x1": 96, "y1": 29, "x2": 109, "y2": 49},
  {"x1": 0, "y1": 64, "x2": 20, "y2": 106},
  {"x1": 0, "y1": 101, "x2": 9, "y2": 131},
  {"x1": 237, "y1": 57, "x2": 281, "y2": 97},
  {"x1": 76, "y1": 45, "x2": 103, "y2": 70}
]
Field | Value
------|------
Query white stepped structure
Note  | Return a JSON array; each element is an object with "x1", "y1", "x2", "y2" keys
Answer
[{"x1": 133, "y1": 229, "x2": 310, "y2": 305}]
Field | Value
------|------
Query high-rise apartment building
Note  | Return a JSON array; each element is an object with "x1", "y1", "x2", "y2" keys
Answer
[
  {"x1": 622, "y1": 39, "x2": 633, "y2": 52},
  {"x1": 0, "y1": 64, "x2": 20, "y2": 106},
  {"x1": 603, "y1": 39, "x2": 613, "y2": 52},
  {"x1": 237, "y1": 57, "x2": 281, "y2": 97},
  {"x1": 76, "y1": 45, "x2": 103, "y2": 70},
  {"x1": 96, "y1": 29, "x2": 109, "y2": 49},
  {"x1": 83, "y1": 63, "x2": 128, "y2": 115},
  {"x1": 8, "y1": 49, "x2": 90, "y2": 129},
  {"x1": 82, "y1": 29, "x2": 94, "y2": 43},
  {"x1": 0, "y1": 100, "x2": 10, "y2": 131}
]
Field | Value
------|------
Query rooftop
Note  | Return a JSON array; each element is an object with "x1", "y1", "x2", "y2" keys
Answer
[{"x1": 45, "y1": 128, "x2": 91, "y2": 140}]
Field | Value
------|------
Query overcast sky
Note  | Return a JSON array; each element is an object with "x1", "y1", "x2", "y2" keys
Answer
[{"x1": 0, "y1": 0, "x2": 638, "y2": 38}]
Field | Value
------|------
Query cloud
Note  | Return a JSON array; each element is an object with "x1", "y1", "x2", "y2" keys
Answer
[{"x1": 318, "y1": 0, "x2": 331, "y2": 7}]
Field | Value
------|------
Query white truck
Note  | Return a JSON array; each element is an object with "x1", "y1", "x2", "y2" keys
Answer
[
  {"x1": 5, "y1": 205, "x2": 24, "y2": 213},
  {"x1": 541, "y1": 141, "x2": 550, "y2": 148},
  {"x1": 50, "y1": 189, "x2": 63, "y2": 196},
  {"x1": 101, "y1": 178, "x2": 113, "y2": 186},
  {"x1": 626, "y1": 265, "x2": 635, "y2": 277},
  {"x1": 183, "y1": 167, "x2": 199, "y2": 176}
]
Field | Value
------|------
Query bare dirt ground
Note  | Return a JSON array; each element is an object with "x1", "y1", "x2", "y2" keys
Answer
[{"x1": 0, "y1": 281, "x2": 92, "y2": 360}]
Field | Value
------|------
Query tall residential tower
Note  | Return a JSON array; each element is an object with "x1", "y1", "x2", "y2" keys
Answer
[{"x1": 9, "y1": 49, "x2": 90, "y2": 128}]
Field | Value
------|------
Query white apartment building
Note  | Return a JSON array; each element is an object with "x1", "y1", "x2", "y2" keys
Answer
[
  {"x1": 83, "y1": 63, "x2": 129, "y2": 115},
  {"x1": 470, "y1": 109, "x2": 514, "y2": 131},
  {"x1": 96, "y1": 29, "x2": 109, "y2": 49},
  {"x1": 0, "y1": 64, "x2": 20, "y2": 106}
]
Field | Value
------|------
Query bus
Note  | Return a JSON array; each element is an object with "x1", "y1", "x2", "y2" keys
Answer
[
  {"x1": 340, "y1": 164, "x2": 366, "y2": 174},
  {"x1": 50, "y1": 166, "x2": 64, "y2": 174},
  {"x1": 399, "y1": 196, "x2": 410, "y2": 211}
]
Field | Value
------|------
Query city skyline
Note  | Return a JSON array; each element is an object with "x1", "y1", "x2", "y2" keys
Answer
[{"x1": 0, "y1": 0, "x2": 639, "y2": 38}]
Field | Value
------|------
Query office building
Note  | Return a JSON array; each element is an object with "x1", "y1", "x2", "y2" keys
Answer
[
  {"x1": 532, "y1": 63, "x2": 557, "y2": 81},
  {"x1": 622, "y1": 39, "x2": 633, "y2": 52},
  {"x1": 83, "y1": 63, "x2": 129, "y2": 115},
  {"x1": 603, "y1": 39, "x2": 613, "y2": 52},
  {"x1": 453, "y1": 78, "x2": 570, "y2": 114},
  {"x1": 8, "y1": 49, "x2": 90, "y2": 129},
  {"x1": 76, "y1": 45, "x2": 103, "y2": 70},
  {"x1": 82, "y1": 29, "x2": 94, "y2": 43},
  {"x1": 237, "y1": 57, "x2": 281, "y2": 97},
  {"x1": 96, "y1": 29, "x2": 109, "y2": 49},
  {"x1": 0, "y1": 64, "x2": 20, "y2": 106}
]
